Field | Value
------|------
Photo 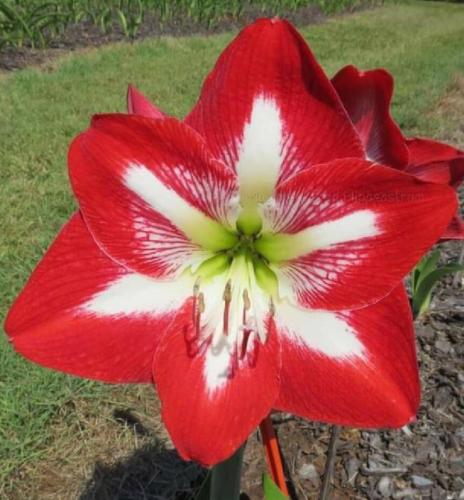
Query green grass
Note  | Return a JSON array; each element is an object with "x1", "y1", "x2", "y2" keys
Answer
[{"x1": 1, "y1": 0, "x2": 464, "y2": 493}]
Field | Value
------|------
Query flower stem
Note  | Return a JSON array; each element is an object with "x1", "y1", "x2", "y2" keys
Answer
[
  {"x1": 209, "y1": 443, "x2": 245, "y2": 500},
  {"x1": 319, "y1": 425, "x2": 341, "y2": 500},
  {"x1": 259, "y1": 416, "x2": 289, "y2": 496}
]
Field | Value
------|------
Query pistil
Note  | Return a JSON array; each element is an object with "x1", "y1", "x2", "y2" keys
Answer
[{"x1": 236, "y1": 206, "x2": 263, "y2": 236}]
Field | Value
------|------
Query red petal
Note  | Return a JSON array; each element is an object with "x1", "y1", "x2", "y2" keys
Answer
[
  {"x1": 185, "y1": 18, "x2": 363, "y2": 184},
  {"x1": 257, "y1": 158, "x2": 457, "y2": 310},
  {"x1": 404, "y1": 162, "x2": 451, "y2": 184},
  {"x1": 406, "y1": 137, "x2": 464, "y2": 188},
  {"x1": 274, "y1": 286, "x2": 419, "y2": 428},
  {"x1": 5, "y1": 214, "x2": 188, "y2": 382},
  {"x1": 127, "y1": 84, "x2": 166, "y2": 119},
  {"x1": 331, "y1": 65, "x2": 409, "y2": 169},
  {"x1": 153, "y1": 302, "x2": 280, "y2": 466},
  {"x1": 69, "y1": 114, "x2": 238, "y2": 279},
  {"x1": 441, "y1": 214, "x2": 464, "y2": 241}
]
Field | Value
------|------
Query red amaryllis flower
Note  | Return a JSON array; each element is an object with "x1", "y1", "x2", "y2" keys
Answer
[
  {"x1": 127, "y1": 84, "x2": 166, "y2": 120},
  {"x1": 5, "y1": 19, "x2": 458, "y2": 466},
  {"x1": 332, "y1": 65, "x2": 464, "y2": 240}
]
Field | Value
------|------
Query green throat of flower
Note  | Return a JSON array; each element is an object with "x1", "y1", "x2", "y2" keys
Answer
[
  {"x1": 184, "y1": 204, "x2": 291, "y2": 349},
  {"x1": 194, "y1": 210, "x2": 279, "y2": 299}
]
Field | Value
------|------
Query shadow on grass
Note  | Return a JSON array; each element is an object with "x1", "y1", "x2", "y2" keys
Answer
[
  {"x1": 79, "y1": 407, "x2": 254, "y2": 500},
  {"x1": 78, "y1": 409, "x2": 205, "y2": 500},
  {"x1": 80, "y1": 444, "x2": 206, "y2": 500}
]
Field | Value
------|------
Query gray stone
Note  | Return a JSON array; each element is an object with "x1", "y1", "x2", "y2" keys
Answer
[
  {"x1": 449, "y1": 456, "x2": 464, "y2": 475},
  {"x1": 298, "y1": 462, "x2": 319, "y2": 483},
  {"x1": 454, "y1": 477, "x2": 464, "y2": 491},
  {"x1": 370, "y1": 433, "x2": 383, "y2": 448},
  {"x1": 377, "y1": 476, "x2": 393, "y2": 497},
  {"x1": 433, "y1": 385, "x2": 453, "y2": 409},
  {"x1": 344, "y1": 457, "x2": 360, "y2": 485},
  {"x1": 393, "y1": 488, "x2": 418, "y2": 499},
  {"x1": 431, "y1": 486, "x2": 447, "y2": 500},
  {"x1": 416, "y1": 441, "x2": 435, "y2": 462},
  {"x1": 416, "y1": 324, "x2": 435, "y2": 340},
  {"x1": 411, "y1": 475, "x2": 434, "y2": 488},
  {"x1": 456, "y1": 426, "x2": 464, "y2": 443},
  {"x1": 435, "y1": 339, "x2": 453, "y2": 354}
]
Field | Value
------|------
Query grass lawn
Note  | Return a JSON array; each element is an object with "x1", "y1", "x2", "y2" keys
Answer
[{"x1": 1, "y1": 0, "x2": 464, "y2": 496}]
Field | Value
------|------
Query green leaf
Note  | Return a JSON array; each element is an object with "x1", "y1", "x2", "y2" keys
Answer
[
  {"x1": 0, "y1": 1, "x2": 35, "y2": 47},
  {"x1": 134, "y1": 0, "x2": 144, "y2": 24},
  {"x1": 30, "y1": 3, "x2": 58, "y2": 20},
  {"x1": 413, "y1": 250, "x2": 440, "y2": 292},
  {"x1": 411, "y1": 265, "x2": 421, "y2": 296},
  {"x1": 0, "y1": 1, "x2": 20, "y2": 22},
  {"x1": 413, "y1": 263, "x2": 464, "y2": 317},
  {"x1": 263, "y1": 473, "x2": 289, "y2": 500},
  {"x1": 115, "y1": 8, "x2": 128, "y2": 37},
  {"x1": 98, "y1": 7, "x2": 111, "y2": 34}
]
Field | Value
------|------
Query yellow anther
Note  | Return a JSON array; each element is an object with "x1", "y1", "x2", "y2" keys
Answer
[
  {"x1": 269, "y1": 297, "x2": 275, "y2": 317},
  {"x1": 198, "y1": 292, "x2": 205, "y2": 313},
  {"x1": 193, "y1": 277, "x2": 201, "y2": 296},
  {"x1": 243, "y1": 289, "x2": 251, "y2": 310},
  {"x1": 223, "y1": 280, "x2": 232, "y2": 303}
]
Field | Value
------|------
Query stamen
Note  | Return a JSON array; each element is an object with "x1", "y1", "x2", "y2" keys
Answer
[
  {"x1": 242, "y1": 289, "x2": 250, "y2": 324},
  {"x1": 196, "y1": 292, "x2": 205, "y2": 338},
  {"x1": 192, "y1": 279, "x2": 200, "y2": 324},
  {"x1": 240, "y1": 330, "x2": 252, "y2": 360},
  {"x1": 184, "y1": 278, "x2": 205, "y2": 348},
  {"x1": 223, "y1": 280, "x2": 232, "y2": 335},
  {"x1": 239, "y1": 289, "x2": 252, "y2": 360},
  {"x1": 189, "y1": 278, "x2": 204, "y2": 343},
  {"x1": 269, "y1": 297, "x2": 275, "y2": 317}
]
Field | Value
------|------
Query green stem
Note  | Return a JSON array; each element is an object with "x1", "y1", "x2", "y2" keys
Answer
[{"x1": 209, "y1": 443, "x2": 246, "y2": 500}]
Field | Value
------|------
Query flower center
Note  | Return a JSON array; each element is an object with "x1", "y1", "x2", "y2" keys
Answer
[{"x1": 188, "y1": 218, "x2": 278, "y2": 359}]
